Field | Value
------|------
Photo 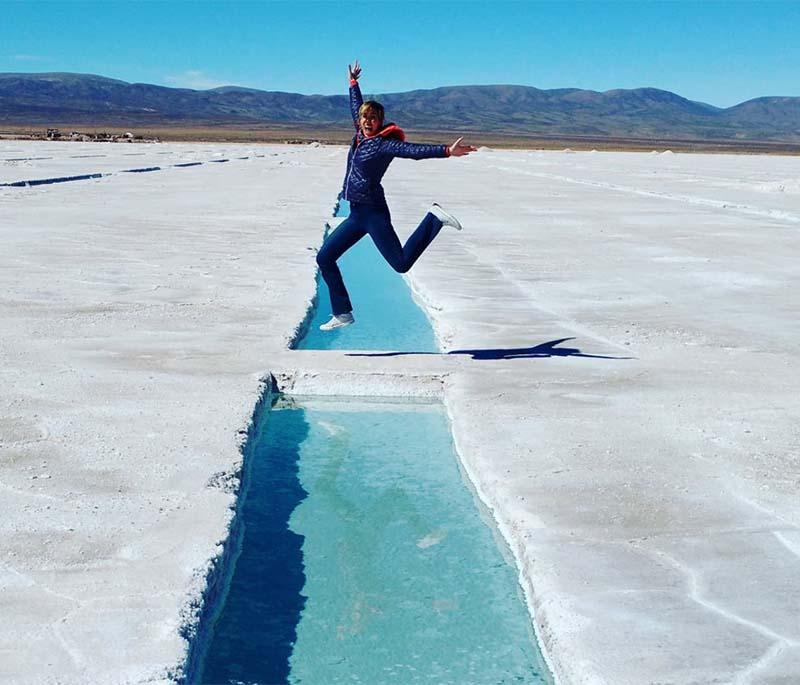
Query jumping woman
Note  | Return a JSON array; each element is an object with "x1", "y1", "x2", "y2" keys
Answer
[{"x1": 316, "y1": 60, "x2": 477, "y2": 331}]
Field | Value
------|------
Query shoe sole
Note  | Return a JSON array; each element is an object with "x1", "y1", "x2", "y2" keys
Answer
[
  {"x1": 432, "y1": 204, "x2": 462, "y2": 231},
  {"x1": 319, "y1": 320, "x2": 354, "y2": 331}
]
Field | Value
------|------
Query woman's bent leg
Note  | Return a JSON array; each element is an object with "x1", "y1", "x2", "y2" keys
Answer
[
  {"x1": 367, "y1": 207, "x2": 443, "y2": 274},
  {"x1": 402, "y1": 212, "x2": 444, "y2": 269},
  {"x1": 316, "y1": 216, "x2": 366, "y2": 315},
  {"x1": 365, "y1": 206, "x2": 406, "y2": 272}
]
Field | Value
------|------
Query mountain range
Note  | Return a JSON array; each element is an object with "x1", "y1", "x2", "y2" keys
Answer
[{"x1": 1, "y1": 72, "x2": 799, "y2": 143}]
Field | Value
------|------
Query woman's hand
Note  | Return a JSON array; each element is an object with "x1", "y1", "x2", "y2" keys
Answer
[
  {"x1": 448, "y1": 137, "x2": 477, "y2": 157},
  {"x1": 348, "y1": 60, "x2": 362, "y2": 82}
]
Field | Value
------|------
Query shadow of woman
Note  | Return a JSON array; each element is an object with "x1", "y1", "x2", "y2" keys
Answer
[{"x1": 347, "y1": 337, "x2": 633, "y2": 361}]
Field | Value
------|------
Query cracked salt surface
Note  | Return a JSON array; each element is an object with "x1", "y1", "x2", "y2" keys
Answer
[{"x1": 2, "y1": 143, "x2": 800, "y2": 684}]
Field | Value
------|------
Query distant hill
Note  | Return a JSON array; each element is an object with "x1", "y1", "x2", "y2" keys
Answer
[{"x1": 1, "y1": 72, "x2": 798, "y2": 143}]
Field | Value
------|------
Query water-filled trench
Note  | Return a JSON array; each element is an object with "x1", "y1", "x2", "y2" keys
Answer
[
  {"x1": 186, "y1": 201, "x2": 550, "y2": 684},
  {"x1": 295, "y1": 200, "x2": 438, "y2": 353}
]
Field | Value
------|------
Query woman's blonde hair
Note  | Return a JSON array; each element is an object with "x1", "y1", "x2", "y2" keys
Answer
[{"x1": 358, "y1": 100, "x2": 384, "y2": 121}]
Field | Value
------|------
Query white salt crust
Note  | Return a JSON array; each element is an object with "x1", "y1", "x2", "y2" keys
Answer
[{"x1": 2, "y1": 141, "x2": 800, "y2": 683}]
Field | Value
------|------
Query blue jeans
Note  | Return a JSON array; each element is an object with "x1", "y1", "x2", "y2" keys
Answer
[{"x1": 316, "y1": 203, "x2": 443, "y2": 315}]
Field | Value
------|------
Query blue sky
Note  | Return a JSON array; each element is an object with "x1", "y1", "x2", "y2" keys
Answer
[{"x1": 3, "y1": 0, "x2": 798, "y2": 107}]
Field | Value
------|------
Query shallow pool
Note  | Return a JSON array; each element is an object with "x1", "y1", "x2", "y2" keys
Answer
[
  {"x1": 192, "y1": 396, "x2": 549, "y2": 684},
  {"x1": 295, "y1": 200, "x2": 439, "y2": 352}
]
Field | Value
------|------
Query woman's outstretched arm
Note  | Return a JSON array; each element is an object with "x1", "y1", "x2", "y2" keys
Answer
[
  {"x1": 348, "y1": 61, "x2": 363, "y2": 130},
  {"x1": 381, "y1": 139, "x2": 450, "y2": 160},
  {"x1": 381, "y1": 136, "x2": 478, "y2": 160}
]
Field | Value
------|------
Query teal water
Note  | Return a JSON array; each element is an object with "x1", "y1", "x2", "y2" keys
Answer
[
  {"x1": 188, "y1": 198, "x2": 551, "y2": 683},
  {"x1": 295, "y1": 200, "x2": 439, "y2": 352},
  {"x1": 195, "y1": 397, "x2": 549, "y2": 684}
]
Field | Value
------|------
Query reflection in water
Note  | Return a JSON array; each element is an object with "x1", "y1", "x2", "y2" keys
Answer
[{"x1": 196, "y1": 406, "x2": 310, "y2": 685}]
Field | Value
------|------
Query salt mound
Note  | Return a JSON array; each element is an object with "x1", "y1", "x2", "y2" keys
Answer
[
  {"x1": 478, "y1": 146, "x2": 493, "y2": 152},
  {"x1": 309, "y1": 141, "x2": 321, "y2": 148},
  {"x1": 650, "y1": 150, "x2": 659, "y2": 155},
  {"x1": 661, "y1": 150, "x2": 675, "y2": 155},
  {"x1": 563, "y1": 148, "x2": 575, "y2": 153}
]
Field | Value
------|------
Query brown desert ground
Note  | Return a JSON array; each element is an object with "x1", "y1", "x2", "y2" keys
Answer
[{"x1": 2, "y1": 122, "x2": 800, "y2": 155}]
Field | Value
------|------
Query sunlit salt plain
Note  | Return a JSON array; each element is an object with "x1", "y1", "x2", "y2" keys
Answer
[{"x1": 2, "y1": 140, "x2": 800, "y2": 684}]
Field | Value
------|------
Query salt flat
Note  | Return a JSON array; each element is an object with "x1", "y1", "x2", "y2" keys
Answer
[
  {"x1": 2, "y1": 142, "x2": 799, "y2": 684},
  {"x1": 0, "y1": 142, "x2": 338, "y2": 683},
  {"x1": 0, "y1": 141, "x2": 248, "y2": 184}
]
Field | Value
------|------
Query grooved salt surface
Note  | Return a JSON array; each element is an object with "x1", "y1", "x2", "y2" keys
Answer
[
  {"x1": 3, "y1": 143, "x2": 800, "y2": 684},
  {"x1": 0, "y1": 141, "x2": 250, "y2": 184}
]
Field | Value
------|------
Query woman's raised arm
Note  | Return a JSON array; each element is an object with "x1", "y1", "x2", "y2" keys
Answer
[{"x1": 348, "y1": 60, "x2": 363, "y2": 129}]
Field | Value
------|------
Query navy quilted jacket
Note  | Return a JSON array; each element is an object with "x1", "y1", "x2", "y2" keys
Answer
[{"x1": 341, "y1": 81, "x2": 449, "y2": 207}]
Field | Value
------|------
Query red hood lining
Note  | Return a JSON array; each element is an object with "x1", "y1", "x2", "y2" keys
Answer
[
  {"x1": 363, "y1": 123, "x2": 405, "y2": 142},
  {"x1": 378, "y1": 123, "x2": 405, "y2": 141}
]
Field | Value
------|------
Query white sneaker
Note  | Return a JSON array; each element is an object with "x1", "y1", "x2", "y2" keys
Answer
[
  {"x1": 319, "y1": 312, "x2": 354, "y2": 331},
  {"x1": 429, "y1": 203, "x2": 462, "y2": 231}
]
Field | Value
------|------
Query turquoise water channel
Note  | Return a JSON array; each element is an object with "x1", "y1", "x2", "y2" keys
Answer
[
  {"x1": 295, "y1": 200, "x2": 439, "y2": 352},
  {"x1": 186, "y1": 197, "x2": 551, "y2": 683},
  {"x1": 193, "y1": 396, "x2": 549, "y2": 684}
]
